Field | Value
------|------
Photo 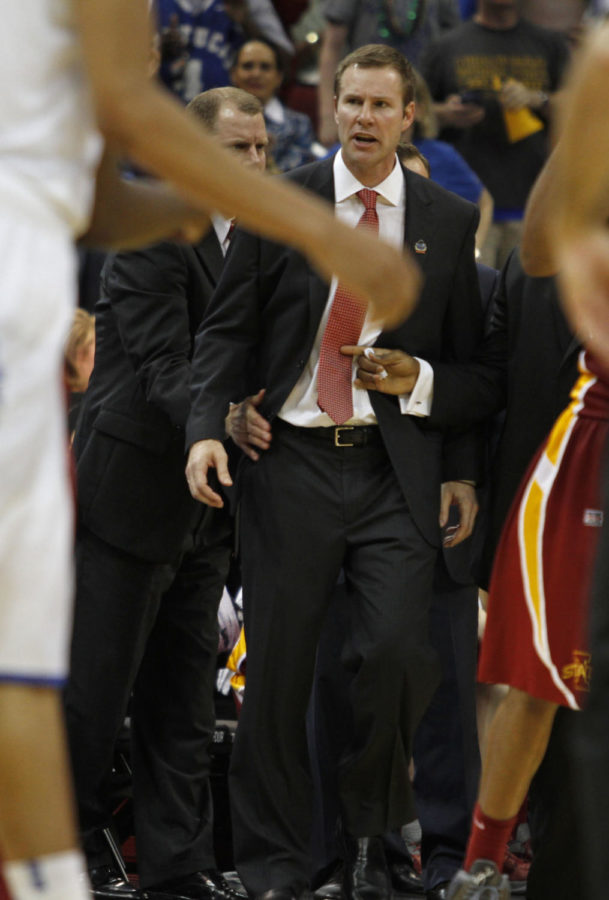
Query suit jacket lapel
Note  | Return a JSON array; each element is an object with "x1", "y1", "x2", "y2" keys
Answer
[
  {"x1": 378, "y1": 166, "x2": 435, "y2": 343},
  {"x1": 403, "y1": 167, "x2": 435, "y2": 282},
  {"x1": 193, "y1": 227, "x2": 224, "y2": 285},
  {"x1": 561, "y1": 335, "x2": 582, "y2": 369},
  {"x1": 307, "y1": 159, "x2": 336, "y2": 330},
  {"x1": 545, "y1": 283, "x2": 581, "y2": 369}
]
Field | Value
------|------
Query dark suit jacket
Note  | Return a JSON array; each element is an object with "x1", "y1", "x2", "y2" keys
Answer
[
  {"x1": 187, "y1": 157, "x2": 504, "y2": 547},
  {"x1": 477, "y1": 248, "x2": 580, "y2": 586},
  {"x1": 74, "y1": 230, "x2": 225, "y2": 563},
  {"x1": 441, "y1": 261, "x2": 501, "y2": 586}
]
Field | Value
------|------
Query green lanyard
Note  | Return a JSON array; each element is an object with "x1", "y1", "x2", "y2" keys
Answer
[{"x1": 377, "y1": 0, "x2": 427, "y2": 39}]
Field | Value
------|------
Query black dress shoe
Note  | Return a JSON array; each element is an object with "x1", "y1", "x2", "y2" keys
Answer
[
  {"x1": 89, "y1": 865, "x2": 144, "y2": 898},
  {"x1": 313, "y1": 863, "x2": 344, "y2": 900},
  {"x1": 426, "y1": 882, "x2": 449, "y2": 900},
  {"x1": 344, "y1": 836, "x2": 391, "y2": 900},
  {"x1": 150, "y1": 870, "x2": 245, "y2": 900},
  {"x1": 390, "y1": 860, "x2": 424, "y2": 895}
]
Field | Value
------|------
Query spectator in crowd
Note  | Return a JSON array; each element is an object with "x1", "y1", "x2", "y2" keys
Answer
[
  {"x1": 405, "y1": 69, "x2": 493, "y2": 252},
  {"x1": 421, "y1": 0, "x2": 569, "y2": 268},
  {"x1": 521, "y1": 0, "x2": 587, "y2": 35},
  {"x1": 185, "y1": 42, "x2": 503, "y2": 900},
  {"x1": 317, "y1": 0, "x2": 461, "y2": 145},
  {"x1": 157, "y1": 0, "x2": 293, "y2": 102},
  {"x1": 64, "y1": 87, "x2": 268, "y2": 900},
  {"x1": 231, "y1": 38, "x2": 319, "y2": 171}
]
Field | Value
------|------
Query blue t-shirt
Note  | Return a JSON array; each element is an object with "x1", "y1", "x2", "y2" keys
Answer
[
  {"x1": 415, "y1": 138, "x2": 483, "y2": 204},
  {"x1": 458, "y1": 0, "x2": 477, "y2": 19},
  {"x1": 158, "y1": 0, "x2": 244, "y2": 102}
]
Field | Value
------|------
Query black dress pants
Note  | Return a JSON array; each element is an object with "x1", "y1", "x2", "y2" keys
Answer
[
  {"x1": 412, "y1": 566, "x2": 480, "y2": 891},
  {"x1": 64, "y1": 517, "x2": 231, "y2": 888},
  {"x1": 229, "y1": 424, "x2": 438, "y2": 895},
  {"x1": 307, "y1": 563, "x2": 480, "y2": 892}
]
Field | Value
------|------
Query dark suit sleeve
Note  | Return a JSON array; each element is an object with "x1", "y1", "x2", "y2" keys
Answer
[
  {"x1": 103, "y1": 243, "x2": 194, "y2": 428},
  {"x1": 428, "y1": 238, "x2": 507, "y2": 432},
  {"x1": 413, "y1": 205, "x2": 497, "y2": 481},
  {"x1": 186, "y1": 229, "x2": 262, "y2": 447},
  {"x1": 439, "y1": 260, "x2": 510, "y2": 486}
]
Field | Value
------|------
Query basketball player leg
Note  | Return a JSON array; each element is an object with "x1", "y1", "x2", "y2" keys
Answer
[{"x1": 0, "y1": 224, "x2": 89, "y2": 900}]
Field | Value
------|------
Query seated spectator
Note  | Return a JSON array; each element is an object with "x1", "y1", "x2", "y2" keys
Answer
[
  {"x1": 231, "y1": 38, "x2": 320, "y2": 170},
  {"x1": 157, "y1": 0, "x2": 293, "y2": 102}
]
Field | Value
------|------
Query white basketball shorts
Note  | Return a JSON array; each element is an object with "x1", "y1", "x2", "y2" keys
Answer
[{"x1": 0, "y1": 213, "x2": 75, "y2": 684}]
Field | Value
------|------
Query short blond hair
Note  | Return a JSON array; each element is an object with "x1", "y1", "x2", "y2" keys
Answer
[{"x1": 64, "y1": 308, "x2": 95, "y2": 390}]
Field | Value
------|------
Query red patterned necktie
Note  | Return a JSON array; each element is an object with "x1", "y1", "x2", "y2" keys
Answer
[{"x1": 317, "y1": 189, "x2": 379, "y2": 425}]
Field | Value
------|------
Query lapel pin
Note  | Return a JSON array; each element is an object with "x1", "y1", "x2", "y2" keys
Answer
[{"x1": 414, "y1": 239, "x2": 427, "y2": 255}]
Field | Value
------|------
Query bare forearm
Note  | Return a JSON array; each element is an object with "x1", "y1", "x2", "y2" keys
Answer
[
  {"x1": 77, "y1": 0, "x2": 327, "y2": 249},
  {"x1": 80, "y1": 151, "x2": 210, "y2": 249},
  {"x1": 75, "y1": 0, "x2": 422, "y2": 327},
  {"x1": 552, "y1": 26, "x2": 609, "y2": 242},
  {"x1": 91, "y1": 86, "x2": 334, "y2": 253},
  {"x1": 476, "y1": 188, "x2": 493, "y2": 253},
  {"x1": 520, "y1": 143, "x2": 563, "y2": 276}
]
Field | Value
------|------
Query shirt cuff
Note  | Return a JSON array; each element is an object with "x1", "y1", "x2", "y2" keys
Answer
[{"x1": 398, "y1": 358, "x2": 433, "y2": 417}]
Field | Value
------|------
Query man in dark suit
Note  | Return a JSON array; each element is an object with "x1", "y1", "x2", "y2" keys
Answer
[
  {"x1": 186, "y1": 44, "x2": 503, "y2": 900},
  {"x1": 64, "y1": 87, "x2": 269, "y2": 900}
]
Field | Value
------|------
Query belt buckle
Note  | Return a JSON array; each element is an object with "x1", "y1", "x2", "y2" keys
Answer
[{"x1": 335, "y1": 426, "x2": 355, "y2": 447}]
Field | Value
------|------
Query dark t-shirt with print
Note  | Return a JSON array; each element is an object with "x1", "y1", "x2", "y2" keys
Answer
[{"x1": 421, "y1": 19, "x2": 569, "y2": 212}]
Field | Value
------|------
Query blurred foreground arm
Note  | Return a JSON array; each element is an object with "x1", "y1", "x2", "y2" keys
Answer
[
  {"x1": 548, "y1": 25, "x2": 609, "y2": 361},
  {"x1": 76, "y1": 0, "x2": 421, "y2": 328},
  {"x1": 80, "y1": 149, "x2": 210, "y2": 249}
]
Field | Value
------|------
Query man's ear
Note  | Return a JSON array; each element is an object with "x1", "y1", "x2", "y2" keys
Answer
[
  {"x1": 402, "y1": 100, "x2": 416, "y2": 133},
  {"x1": 334, "y1": 95, "x2": 339, "y2": 124}
]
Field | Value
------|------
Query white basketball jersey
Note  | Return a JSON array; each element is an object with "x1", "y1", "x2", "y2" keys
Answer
[{"x1": 0, "y1": 0, "x2": 102, "y2": 234}]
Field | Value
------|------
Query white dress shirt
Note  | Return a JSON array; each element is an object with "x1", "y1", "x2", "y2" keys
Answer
[
  {"x1": 211, "y1": 212, "x2": 234, "y2": 257},
  {"x1": 279, "y1": 150, "x2": 433, "y2": 427},
  {"x1": 264, "y1": 97, "x2": 285, "y2": 125}
]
